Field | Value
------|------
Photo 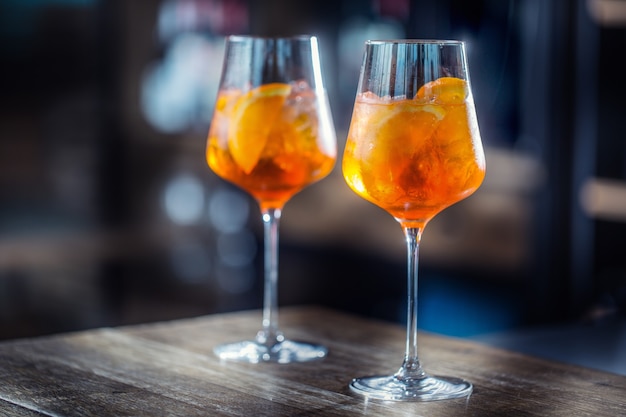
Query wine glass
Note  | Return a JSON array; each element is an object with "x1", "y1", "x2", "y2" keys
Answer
[
  {"x1": 342, "y1": 40, "x2": 485, "y2": 400},
  {"x1": 206, "y1": 35, "x2": 336, "y2": 363}
]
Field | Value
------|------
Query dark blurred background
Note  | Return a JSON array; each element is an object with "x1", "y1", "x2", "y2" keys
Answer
[{"x1": 1, "y1": 0, "x2": 625, "y2": 375}]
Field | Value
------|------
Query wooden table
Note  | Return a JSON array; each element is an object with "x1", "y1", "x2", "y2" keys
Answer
[{"x1": 0, "y1": 306, "x2": 624, "y2": 416}]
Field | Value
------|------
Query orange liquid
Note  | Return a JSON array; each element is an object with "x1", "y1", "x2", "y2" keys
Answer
[
  {"x1": 207, "y1": 84, "x2": 336, "y2": 210},
  {"x1": 342, "y1": 81, "x2": 485, "y2": 226}
]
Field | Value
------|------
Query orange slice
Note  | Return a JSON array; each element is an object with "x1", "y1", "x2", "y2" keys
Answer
[
  {"x1": 347, "y1": 97, "x2": 445, "y2": 192},
  {"x1": 228, "y1": 83, "x2": 292, "y2": 173},
  {"x1": 416, "y1": 77, "x2": 468, "y2": 104},
  {"x1": 344, "y1": 96, "x2": 447, "y2": 206},
  {"x1": 373, "y1": 102, "x2": 445, "y2": 183},
  {"x1": 360, "y1": 99, "x2": 446, "y2": 160}
]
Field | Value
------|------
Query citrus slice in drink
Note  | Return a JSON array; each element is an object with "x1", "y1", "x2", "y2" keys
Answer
[
  {"x1": 416, "y1": 77, "x2": 468, "y2": 104},
  {"x1": 346, "y1": 96, "x2": 446, "y2": 203},
  {"x1": 359, "y1": 99, "x2": 446, "y2": 163},
  {"x1": 228, "y1": 83, "x2": 292, "y2": 173}
]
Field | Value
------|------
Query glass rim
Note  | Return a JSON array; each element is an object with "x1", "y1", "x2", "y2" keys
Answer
[
  {"x1": 227, "y1": 34, "x2": 318, "y2": 42},
  {"x1": 365, "y1": 39, "x2": 464, "y2": 46}
]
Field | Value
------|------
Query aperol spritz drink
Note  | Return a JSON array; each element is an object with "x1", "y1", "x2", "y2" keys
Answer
[
  {"x1": 206, "y1": 35, "x2": 336, "y2": 364},
  {"x1": 343, "y1": 40, "x2": 485, "y2": 401},
  {"x1": 343, "y1": 76, "x2": 485, "y2": 225},
  {"x1": 208, "y1": 81, "x2": 335, "y2": 209}
]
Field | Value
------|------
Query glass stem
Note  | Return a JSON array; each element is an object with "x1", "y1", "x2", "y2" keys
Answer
[
  {"x1": 257, "y1": 207, "x2": 284, "y2": 347},
  {"x1": 396, "y1": 226, "x2": 426, "y2": 381}
]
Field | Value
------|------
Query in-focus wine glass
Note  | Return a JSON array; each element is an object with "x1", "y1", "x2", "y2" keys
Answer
[
  {"x1": 206, "y1": 35, "x2": 336, "y2": 363},
  {"x1": 342, "y1": 40, "x2": 485, "y2": 400}
]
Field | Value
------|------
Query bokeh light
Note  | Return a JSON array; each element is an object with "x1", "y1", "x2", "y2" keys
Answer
[{"x1": 162, "y1": 173, "x2": 206, "y2": 225}]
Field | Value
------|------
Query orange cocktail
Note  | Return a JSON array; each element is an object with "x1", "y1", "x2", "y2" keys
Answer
[
  {"x1": 343, "y1": 40, "x2": 482, "y2": 401},
  {"x1": 207, "y1": 81, "x2": 336, "y2": 210},
  {"x1": 207, "y1": 36, "x2": 335, "y2": 364},
  {"x1": 342, "y1": 77, "x2": 485, "y2": 226}
]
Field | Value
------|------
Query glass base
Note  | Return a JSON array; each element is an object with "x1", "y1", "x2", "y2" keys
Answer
[
  {"x1": 350, "y1": 374, "x2": 472, "y2": 401},
  {"x1": 214, "y1": 339, "x2": 328, "y2": 364}
]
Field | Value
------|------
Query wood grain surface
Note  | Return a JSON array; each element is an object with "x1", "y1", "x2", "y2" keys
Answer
[{"x1": 0, "y1": 306, "x2": 624, "y2": 416}]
